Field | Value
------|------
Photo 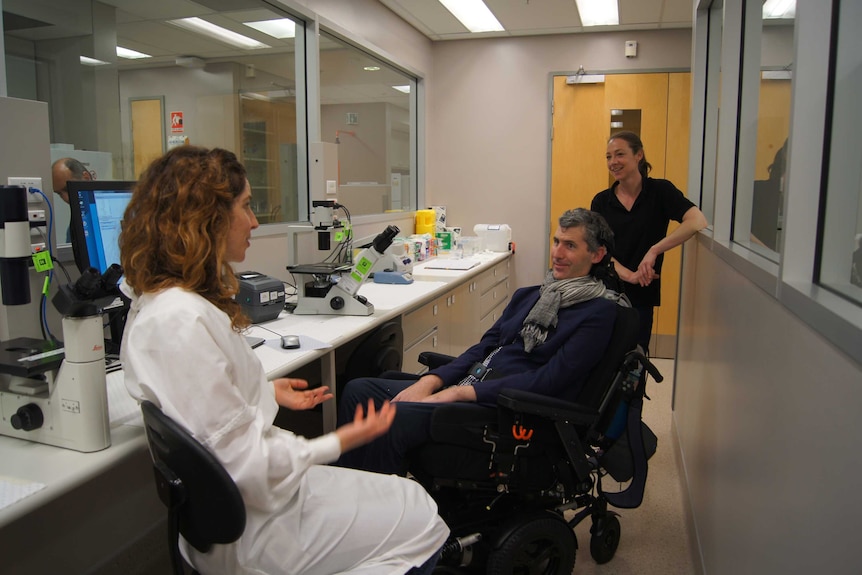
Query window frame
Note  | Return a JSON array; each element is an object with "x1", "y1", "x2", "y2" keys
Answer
[{"x1": 691, "y1": 0, "x2": 862, "y2": 365}]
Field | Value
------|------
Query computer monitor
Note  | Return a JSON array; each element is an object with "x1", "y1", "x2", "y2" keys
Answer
[{"x1": 67, "y1": 180, "x2": 136, "y2": 274}]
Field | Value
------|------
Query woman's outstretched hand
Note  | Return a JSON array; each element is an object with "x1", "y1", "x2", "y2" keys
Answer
[
  {"x1": 273, "y1": 378, "x2": 333, "y2": 411},
  {"x1": 336, "y1": 399, "x2": 396, "y2": 453}
]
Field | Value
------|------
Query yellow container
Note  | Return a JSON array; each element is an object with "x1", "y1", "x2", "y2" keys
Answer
[{"x1": 415, "y1": 209, "x2": 436, "y2": 235}]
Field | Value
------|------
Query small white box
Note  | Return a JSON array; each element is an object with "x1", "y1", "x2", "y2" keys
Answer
[{"x1": 473, "y1": 224, "x2": 512, "y2": 252}]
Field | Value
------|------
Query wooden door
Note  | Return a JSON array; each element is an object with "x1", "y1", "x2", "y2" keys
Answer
[
  {"x1": 550, "y1": 72, "x2": 691, "y2": 358},
  {"x1": 130, "y1": 97, "x2": 165, "y2": 178}
]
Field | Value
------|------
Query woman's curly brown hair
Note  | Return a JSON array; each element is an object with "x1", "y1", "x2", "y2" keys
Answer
[{"x1": 119, "y1": 146, "x2": 250, "y2": 331}]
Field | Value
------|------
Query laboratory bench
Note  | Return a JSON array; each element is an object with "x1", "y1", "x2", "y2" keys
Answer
[{"x1": 0, "y1": 251, "x2": 511, "y2": 574}]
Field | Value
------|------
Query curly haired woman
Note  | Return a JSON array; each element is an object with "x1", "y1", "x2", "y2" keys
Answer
[{"x1": 119, "y1": 146, "x2": 447, "y2": 575}]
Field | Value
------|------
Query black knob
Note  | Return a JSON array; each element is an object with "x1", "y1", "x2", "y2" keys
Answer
[
  {"x1": 11, "y1": 404, "x2": 44, "y2": 431},
  {"x1": 356, "y1": 295, "x2": 368, "y2": 305},
  {"x1": 330, "y1": 296, "x2": 344, "y2": 310}
]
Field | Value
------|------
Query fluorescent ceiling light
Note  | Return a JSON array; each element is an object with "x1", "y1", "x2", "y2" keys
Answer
[
  {"x1": 116, "y1": 46, "x2": 151, "y2": 59},
  {"x1": 168, "y1": 17, "x2": 270, "y2": 49},
  {"x1": 763, "y1": 0, "x2": 795, "y2": 19},
  {"x1": 392, "y1": 85, "x2": 411, "y2": 93},
  {"x1": 438, "y1": 0, "x2": 504, "y2": 33},
  {"x1": 80, "y1": 56, "x2": 109, "y2": 66},
  {"x1": 244, "y1": 18, "x2": 295, "y2": 39},
  {"x1": 575, "y1": 0, "x2": 620, "y2": 27}
]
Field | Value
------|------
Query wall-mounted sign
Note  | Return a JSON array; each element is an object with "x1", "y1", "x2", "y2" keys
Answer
[{"x1": 171, "y1": 111, "x2": 184, "y2": 133}]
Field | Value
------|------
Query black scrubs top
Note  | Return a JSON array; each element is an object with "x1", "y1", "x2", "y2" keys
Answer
[{"x1": 591, "y1": 177, "x2": 695, "y2": 308}]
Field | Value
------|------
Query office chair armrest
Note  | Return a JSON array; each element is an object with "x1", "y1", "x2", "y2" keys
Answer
[
  {"x1": 418, "y1": 351, "x2": 457, "y2": 370},
  {"x1": 498, "y1": 388, "x2": 597, "y2": 425}
]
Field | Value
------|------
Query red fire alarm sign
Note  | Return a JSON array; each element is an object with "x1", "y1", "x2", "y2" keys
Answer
[{"x1": 171, "y1": 111, "x2": 184, "y2": 133}]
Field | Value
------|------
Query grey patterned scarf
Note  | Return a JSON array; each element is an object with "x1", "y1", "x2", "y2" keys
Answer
[{"x1": 520, "y1": 272, "x2": 608, "y2": 353}]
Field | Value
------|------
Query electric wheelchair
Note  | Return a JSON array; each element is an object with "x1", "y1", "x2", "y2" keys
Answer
[{"x1": 403, "y1": 304, "x2": 663, "y2": 575}]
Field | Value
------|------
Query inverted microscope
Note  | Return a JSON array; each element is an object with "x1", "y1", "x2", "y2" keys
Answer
[
  {"x1": 0, "y1": 185, "x2": 115, "y2": 452},
  {"x1": 289, "y1": 224, "x2": 401, "y2": 315}
]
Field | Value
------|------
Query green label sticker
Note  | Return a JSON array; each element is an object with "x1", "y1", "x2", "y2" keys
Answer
[
  {"x1": 355, "y1": 256, "x2": 373, "y2": 275},
  {"x1": 32, "y1": 251, "x2": 53, "y2": 272}
]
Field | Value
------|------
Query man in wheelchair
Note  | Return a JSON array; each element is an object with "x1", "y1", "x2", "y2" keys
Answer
[{"x1": 337, "y1": 208, "x2": 662, "y2": 574}]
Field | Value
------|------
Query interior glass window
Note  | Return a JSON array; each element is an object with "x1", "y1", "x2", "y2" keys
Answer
[
  {"x1": 731, "y1": 4, "x2": 795, "y2": 259},
  {"x1": 818, "y1": 0, "x2": 862, "y2": 305},
  {"x1": 3, "y1": 0, "x2": 305, "y2": 242},
  {"x1": 701, "y1": 1, "x2": 723, "y2": 224},
  {"x1": 318, "y1": 30, "x2": 417, "y2": 216}
]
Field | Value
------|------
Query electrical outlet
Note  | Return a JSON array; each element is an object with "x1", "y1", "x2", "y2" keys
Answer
[
  {"x1": 29, "y1": 209, "x2": 46, "y2": 223},
  {"x1": 8, "y1": 177, "x2": 44, "y2": 204}
]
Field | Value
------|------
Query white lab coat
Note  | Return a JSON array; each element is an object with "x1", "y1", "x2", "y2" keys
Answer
[{"x1": 120, "y1": 284, "x2": 448, "y2": 574}]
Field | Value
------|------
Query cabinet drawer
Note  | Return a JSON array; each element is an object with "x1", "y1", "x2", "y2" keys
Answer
[
  {"x1": 402, "y1": 328, "x2": 440, "y2": 374},
  {"x1": 477, "y1": 260, "x2": 510, "y2": 294},
  {"x1": 479, "y1": 280, "x2": 509, "y2": 317},
  {"x1": 402, "y1": 299, "x2": 441, "y2": 348},
  {"x1": 478, "y1": 302, "x2": 506, "y2": 334}
]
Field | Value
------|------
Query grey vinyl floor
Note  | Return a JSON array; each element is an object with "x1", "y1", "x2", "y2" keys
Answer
[{"x1": 570, "y1": 358, "x2": 700, "y2": 575}]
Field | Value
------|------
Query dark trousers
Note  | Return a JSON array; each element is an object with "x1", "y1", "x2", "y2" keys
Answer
[
  {"x1": 634, "y1": 305, "x2": 654, "y2": 354},
  {"x1": 335, "y1": 375, "x2": 439, "y2": 475}
]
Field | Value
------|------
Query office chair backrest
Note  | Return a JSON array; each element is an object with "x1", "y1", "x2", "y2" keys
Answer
[{"x1": 141, "y1": 400, "x2": 246, "y2": 557}]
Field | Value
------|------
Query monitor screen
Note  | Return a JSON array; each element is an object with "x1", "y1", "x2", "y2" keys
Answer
[{"x1": 67, "y1": 180, "x2": 136, "y2": 274}]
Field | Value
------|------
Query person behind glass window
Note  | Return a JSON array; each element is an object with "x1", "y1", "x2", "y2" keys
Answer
[{"x1": 52, "y1": 157, "x2": 93, "y2": 242}]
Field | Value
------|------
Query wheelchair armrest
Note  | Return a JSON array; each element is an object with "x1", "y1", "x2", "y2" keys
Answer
[
  {"x1": 418, "y1": 351, "x2": 457, "y2": 370},
  {"x1": 497, "y1": 388, "x2": 598, "y2": 426}
]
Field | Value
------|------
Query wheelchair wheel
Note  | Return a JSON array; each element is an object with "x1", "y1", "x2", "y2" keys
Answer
[
  {"x1": 589, "y1": 514, "x2": 621, "y2": 564},
  {"x1": 486, "y1": 514, "x2": 576, "y2": 575}
]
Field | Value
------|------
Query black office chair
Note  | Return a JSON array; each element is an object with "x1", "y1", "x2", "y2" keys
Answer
[{"x1": 141, "y1": 400, "x2": 246, "y2": 575}]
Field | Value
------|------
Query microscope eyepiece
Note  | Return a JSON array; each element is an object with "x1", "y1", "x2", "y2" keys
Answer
[{"x1": 372, "y1": 225, "x2": 400, "y2": 254}]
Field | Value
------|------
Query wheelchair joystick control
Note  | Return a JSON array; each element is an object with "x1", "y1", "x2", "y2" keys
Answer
[{"x1": 11, "y1": 404, "x2": 44, "y2": 431}]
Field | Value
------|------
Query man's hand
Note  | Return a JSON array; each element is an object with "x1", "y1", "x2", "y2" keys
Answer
[
  {"x1": 392, "y1": 374, "x2": 443, "y2": 402},
  {"x1": 273, "y1": 378, "x2": 333, "y2": 411},
  {"x1": 420, "y1": 384, "x2": 477, "y2": 403}
]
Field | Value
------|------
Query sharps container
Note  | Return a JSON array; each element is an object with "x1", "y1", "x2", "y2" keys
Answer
[{"x1": 415, "y1": 209, "x2": 436, "y2": 235}]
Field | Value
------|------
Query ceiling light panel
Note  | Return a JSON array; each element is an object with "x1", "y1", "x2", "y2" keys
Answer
[
  {"x1": 575, "y1": 0, "x2": 620, "y2": 27},
  {"x1": 243, "y1": 18, "x2": 296, "y2": 39},
  {"x1": 438, "y1": 0, "x2": 504, "y2": 33},
  {"x1": 168, "y1": 17, "x2": 270, "y2": 49},
  {"x1": 80, "y1": 56, "x2": 110, "y2": 66},
  {"x1": 117, "y1": 46, "x2": 151, "y2": 59},
  {"x1": 762, "y1": 0, "x2": 796, "y2": 19}
]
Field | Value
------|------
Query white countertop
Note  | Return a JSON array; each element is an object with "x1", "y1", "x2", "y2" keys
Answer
[{"x1": 0, "y1": 251, "x2": 511, "y2": 527}]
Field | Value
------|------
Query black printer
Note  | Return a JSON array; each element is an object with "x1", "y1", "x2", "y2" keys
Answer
[{"x1": 236, "y1": 271, "x2": 286, "y2": 323}]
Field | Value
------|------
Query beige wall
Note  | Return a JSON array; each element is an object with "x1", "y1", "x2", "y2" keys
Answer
[
  {"x1": 675, "y1": 236, "x2": 862, "y2": 573},
  {"x1": 426, "y1": 29, "x2": 692, "y2": 288}
]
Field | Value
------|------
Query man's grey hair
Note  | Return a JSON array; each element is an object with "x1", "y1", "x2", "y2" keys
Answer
[{"x1": 558, "y1": 208, "x2": 614, "y2": 254}]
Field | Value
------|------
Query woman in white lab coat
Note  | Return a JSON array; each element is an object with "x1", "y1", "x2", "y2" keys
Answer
[{"x1": 118, "y1": 146, "x2": 448, "y2": 575}]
